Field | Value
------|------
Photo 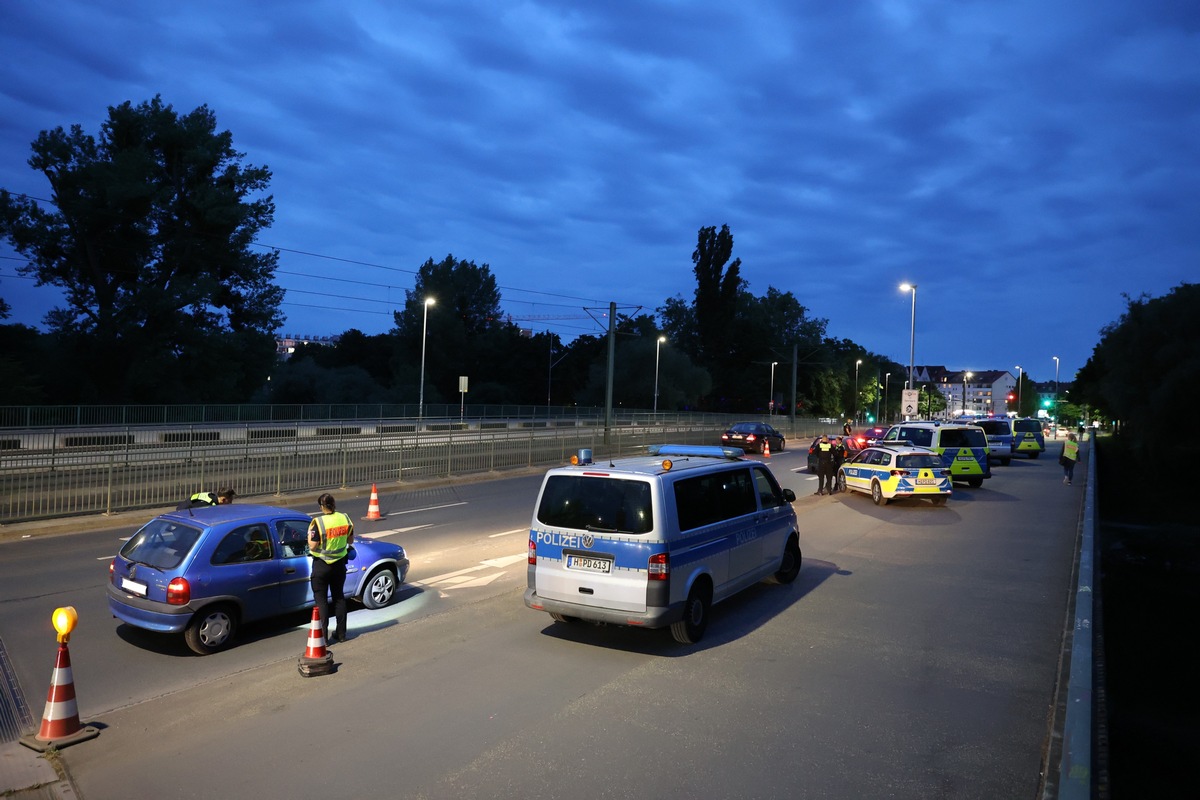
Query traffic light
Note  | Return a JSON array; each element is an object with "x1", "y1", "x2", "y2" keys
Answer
[{"x1": 1007, "y1": 393, "x2": 1015, "y2": 402}]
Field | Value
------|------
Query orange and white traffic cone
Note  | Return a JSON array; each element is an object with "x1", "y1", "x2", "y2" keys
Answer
[
  {"x1": 763, "y1": 439, "x2": 771, "y2": 458},
  {"x1": 297, "y1": 606, "x2": 335, "y2": 677},
  {"x1": 19, "y1": 642, "x2": 100, "y2": 752},
  {"x1": 363, "y1": 483, "x2": 384, "y2": 521}
]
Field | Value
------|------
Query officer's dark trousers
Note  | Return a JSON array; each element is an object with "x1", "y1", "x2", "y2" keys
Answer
[{"x1": 311, "y1": 556, "x2": 348, "y2": 639}]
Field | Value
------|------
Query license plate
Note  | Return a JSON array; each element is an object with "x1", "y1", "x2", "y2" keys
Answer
[
  {"x1": 916, "y1": 478, "x2": 937, "y2": 485},
  {"x1": 956, "y1": 453, "x2": 975, "y2": 460},
  {"x1": 121, "y1": 577, "x2": 148, "y2": 596},
  {"x1": 566, "y1": 555, "x2": 612, "y2": 573}
]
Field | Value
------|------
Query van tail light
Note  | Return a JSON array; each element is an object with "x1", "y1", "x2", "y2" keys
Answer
[
  {"x1": 528, "y1": 536, "x2": 536, "y2": 565},
  {"x1": 648, "y1": 552, "x2": 669, "y2": 581},
  {"x1": 167, "y1": 577, "x2": 191, "y2": 605}
]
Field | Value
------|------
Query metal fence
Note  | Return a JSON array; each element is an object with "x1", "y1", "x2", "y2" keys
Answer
[{"x1": 0, "y1": 412, "x2": 839, "y2": 524}]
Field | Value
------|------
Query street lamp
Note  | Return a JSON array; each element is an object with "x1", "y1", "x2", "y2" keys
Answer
[
  {"x1": 769, "y1": 361, "x2": 779, "y2": 416},
  {"x1": 899, "y1": 283, "x2": 917, "y2": 391},
  {"x1": 854, "y1": 359, "x2": 862, "y2": 424},
  {"x1": 653, "y1": 336, "x2": 666, "y2": 413},
  {"x1": 1015, "y1": 365, "x2": 1022, "y2": 416},
  {"x1": 418, "y1": 296, "x2": 435, "y2": 422},
  {"x1": 1053, "y1": 355, "x2": 1060, "y2": 434},
  {"x1": 884, "y1": 372, "x2": 891, "y2": 423},
  {"x1": 962, "y1": 371, "x2": 973, "y2": 416}
]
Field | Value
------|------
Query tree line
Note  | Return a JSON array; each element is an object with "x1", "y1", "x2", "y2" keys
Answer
[{"x1": 5, "y1": 96, "x2": 1190, "y2": 430}]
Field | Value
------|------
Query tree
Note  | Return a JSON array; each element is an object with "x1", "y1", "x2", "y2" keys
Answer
[
  {"x1": 1075, "y1": 283, "x2": 1199, "y2": 456},
  {"x1": 0, "y1": 96, "x2": 282, "y2": 402},
  {"x1": 691, "y1": 225, "x2": 744, "y2": 370}
]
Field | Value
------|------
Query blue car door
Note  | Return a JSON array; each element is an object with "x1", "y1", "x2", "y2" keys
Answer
[{"x1": 273, "y1": 517, "x2": 315, "y2": 610}]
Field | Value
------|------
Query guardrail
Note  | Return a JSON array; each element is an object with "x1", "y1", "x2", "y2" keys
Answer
[{"x1": 0, "y1": 415, "x2": 839, "y2": 524}]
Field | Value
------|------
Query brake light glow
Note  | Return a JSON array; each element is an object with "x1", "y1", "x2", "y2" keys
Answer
[
  {"x1": 167, "y1": 577, "x2": 190, "y2": 605},
  {"x1": 528, "y1": 536, "x2": 536, "y2": 565},
  {"x1": 648, "y1": 552, "x2": 669, "y2": 580}
]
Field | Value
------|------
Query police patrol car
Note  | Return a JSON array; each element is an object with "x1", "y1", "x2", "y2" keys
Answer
[
  {"x1": 836, "y1": 442, "x2": 953, "y2": 506},
  {"x1": 1011, "y1": 417, "x2": 1046, "y2": 458},
  {"x1": 881, "y1": 421, "x2": 992, "y2": 487},
  {"x1": 524, "y1": 445, "x2": 801, "y2": 644}
]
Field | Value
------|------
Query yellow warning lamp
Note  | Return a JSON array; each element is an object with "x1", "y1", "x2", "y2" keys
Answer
[
  {"x1": 53, "y1": 606, "x2": 78, "y2": 643},
  {"x1": 661, "y1": 459, "x2": 673, "y2": 471}
]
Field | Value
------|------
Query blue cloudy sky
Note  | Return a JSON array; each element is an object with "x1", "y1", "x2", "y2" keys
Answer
[{"x1": 1, "y1": 0, "x2": 1196, "y2": 385}]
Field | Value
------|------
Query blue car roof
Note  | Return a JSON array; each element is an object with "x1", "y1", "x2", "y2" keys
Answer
[{"x1": 163, "y1": 503, "x2": 310, "y2": 525}]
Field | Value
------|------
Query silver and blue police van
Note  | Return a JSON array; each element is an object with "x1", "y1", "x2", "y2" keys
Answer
[{"x1": 524, "y1": 445, "x2": 802, "y2": 644}]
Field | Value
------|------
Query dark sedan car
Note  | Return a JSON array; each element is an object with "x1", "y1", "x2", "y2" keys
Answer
[
  {"x1": 806, "y1": 435, "x2": 863, "y2": 472},
  {"x1": 107, "y1": 503, "x2": 410, "y2": 654},
  {"x1": 720, "y1": 422, "x2": 786, "y2": 454}
]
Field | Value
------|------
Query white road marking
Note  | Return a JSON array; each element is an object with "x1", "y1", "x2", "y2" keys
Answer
[
  {"x1": 417, "y1": 553, "x2": 525, "y2": 587},
  {"x1": 488, "y1": 528, "x2": 527, "y2": 538},
  {"x1": 387, "y1": 502, "x2": 468, "y2": 515},
  {"x1": 481, "y1": 554, "x2": 527, "y2": 568},
  {"x1": 362, "y1": 524, "x2": 432, "y2": 538}
]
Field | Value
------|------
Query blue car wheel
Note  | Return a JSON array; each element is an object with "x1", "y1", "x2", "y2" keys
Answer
[{"x1": 360, "y1": 567, "x2": 398, "y2": 610}]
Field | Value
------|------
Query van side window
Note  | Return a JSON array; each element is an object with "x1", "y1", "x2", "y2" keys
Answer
[
  {"x1": 940, "y1": 429, "x2": 967, "y2": 447},
  {"x1": 902, "y1": 428, "x2": 933, "y2": 447},
  {"x1": 674, "y1": 469, "x2": 757, "y2": 531},
  {"x1": 752, "y1": 467, "x2": 785, "y2": 508},
  {"x1": 536, "y1": 475, "x2": 653, "y2": 534}
]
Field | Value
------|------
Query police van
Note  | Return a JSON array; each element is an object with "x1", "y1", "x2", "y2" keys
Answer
[
  {"x1": 881, "y1": 421, "x2": 992, "y2": 487},
  {"x1": 524, "y1": 445, "x2": 801, "y2": 644},
  {"x1": 1011, "y1": 417, "x2": 1046, "y2": 458},
  {"x1": 973, "y1": 418, "x2": 1015, "y2": 466}
]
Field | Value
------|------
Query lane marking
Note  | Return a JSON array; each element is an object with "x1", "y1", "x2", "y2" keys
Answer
[
  {"x1": 416, "y1": 553, "x2": 525, "y2": 585},
  {"x1": 488, "y1": 528, "x2": 527, "y2": 538},
  {"x1": 387, "y1": 502, "x2": 468, "y2": 515},
  {"x1": 362, "y1": 524, "x2": 432, "y2": 538}
]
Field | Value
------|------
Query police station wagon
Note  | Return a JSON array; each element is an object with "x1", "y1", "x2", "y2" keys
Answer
[
  {"x1": 837, "y1": 443, "x2": 952, "y2": 506},
  {"x1": 524, "y1": 445, "x2": 801, "y2": 644}
]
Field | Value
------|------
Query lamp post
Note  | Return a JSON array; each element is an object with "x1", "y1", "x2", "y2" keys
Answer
[
  {"x1": 653, "y1": 336, "x2": 666, "y2": 413},
  {"x1": 899, "y1": 283, "x2": 917, "y2": 391},
  {"x1": 1015, "y1": 365, "x2": 1022, "y2": 416},
  {"x1": 884, "y1": 372, "x2": 891, "y2": 423},
  {"x1": 1053, "y1": 355, "x2": 1060, "y2": 435},
  {"x1": 769, "y1": 361, "x2": 779, "y2": 415},
  {"x1": 854, "y1": 359, "x2": 862, "y2": 424},
  {"x1": 418, "y1": 297, "x2": 435, "y2": 422},
  {"x1": 962, "y1": 371, "x2": 973, "y2": 416}
]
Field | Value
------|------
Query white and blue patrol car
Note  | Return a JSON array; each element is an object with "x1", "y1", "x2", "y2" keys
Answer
[
  {"x1": 836, "y1": 442, "x2": 953, "y2": 506},
  {"x1": 524, "y1": 445, "x2": 802, "y2": 644}
]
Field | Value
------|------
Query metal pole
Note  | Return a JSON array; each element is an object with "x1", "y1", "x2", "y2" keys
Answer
[
  {"x1": 654, "y1": 336, "x2": 665, "y2": 413},
  {"x1": 419, "y1": 297, "x2": 434, "y2": 423}
]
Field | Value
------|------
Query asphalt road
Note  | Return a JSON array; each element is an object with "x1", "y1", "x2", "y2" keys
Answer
[{"x1": 1, "y1": 444, "x2": 1084, "y2": 799}]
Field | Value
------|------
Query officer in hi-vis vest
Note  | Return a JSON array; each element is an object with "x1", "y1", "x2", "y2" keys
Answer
[{"x1": 308, "y1": 493, "x2": 355, "y2": 643}]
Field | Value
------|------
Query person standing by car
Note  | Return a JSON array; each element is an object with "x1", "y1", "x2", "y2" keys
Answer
[
  {"x1": 309, "y1": 493, "x2": 354, "y2": 643},
  {"x1": 831, "y1": 436, "x2": 848, "y2": 493},
  {"x1": 814, "y1": 434, "x2": 835, "y2": 495},
  {"x1": 1060, "y1": 433, "x2": 1080, "y2": 486},
  {"x1": 843, "y1": 419, "x2": 853, "y2": 436}
]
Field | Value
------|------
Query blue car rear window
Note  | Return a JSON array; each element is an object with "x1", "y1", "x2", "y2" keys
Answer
[{"x1": 120, "y1": 519, "x2": 203, "y2": 569}]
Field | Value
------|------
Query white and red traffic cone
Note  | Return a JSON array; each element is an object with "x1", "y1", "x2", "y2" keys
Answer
[
  {"x1": 297, "y1": 606, "x2": 335, "y2": 677},
  {"x1": 19, "y1": 641, "x2": 100, "y2": 752},
  {"x1": 363, "y1": 484, "x2": 384, "y2": 521}
]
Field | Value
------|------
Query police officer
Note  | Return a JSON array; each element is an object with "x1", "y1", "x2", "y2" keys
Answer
[
  {"x1": 843, "y1": 418, "x2": 853, "y2": 436},
  {"x1": 308, "y1": 493, "x2": 354, "y2": 643},
  {"x1": 831, "y1": 436, "x2": 848, "y2": 494},
  {"x1": 178, "y1": 491, "x2": 217, "y2": 509},
  {"x1": 813, "y1": 434, "x2": 835, "y2": 495}
]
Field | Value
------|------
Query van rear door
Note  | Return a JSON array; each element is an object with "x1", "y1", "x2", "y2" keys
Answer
[{"x1": 530, "y1": 473, "x2": 655, "y2": 613}]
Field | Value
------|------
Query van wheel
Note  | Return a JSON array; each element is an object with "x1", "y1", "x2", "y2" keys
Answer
[
  {"x1": 671, "y1": 582, "x2": 711, "y2": 644},
  {"x1": 967, "y1": 477, "x2": 983, "y2": 488},
  {"x1": 549, "y1": 613, "x2": 577, "y2": 624},
  {"x1": 767, "y1": 536, "x2": 802, "y2": 584},
  {"x1": 1001, "y1": 457, "x2": 1011, "y2": 466},
  {"x1": 871, "y1": 481, "x2": 888, "y2": 506},
  {"x1": 836, "y1": 473, "x2": 847, "y2": 493},
  {"x1": 931, "y1": 497, "x2": 948, "y2": 507}
]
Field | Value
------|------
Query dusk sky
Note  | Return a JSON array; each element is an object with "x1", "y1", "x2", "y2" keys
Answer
[{"x1": 1, "y1": 0, "x2": 1196, "y2": 386}]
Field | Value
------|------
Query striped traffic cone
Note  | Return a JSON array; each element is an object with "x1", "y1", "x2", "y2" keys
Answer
[
  {"x1": 297, "y1": 606, "x2": 335, "y2": 677},
  {"x1": 19, "y1": 642, "x2": 100, "y2": 752},
  {"x1": 763, "y1": 439, "x2": 771, "y2": 458},
  {"x1": 363, "y1": 484, "x2": 384, "y2": 521}
]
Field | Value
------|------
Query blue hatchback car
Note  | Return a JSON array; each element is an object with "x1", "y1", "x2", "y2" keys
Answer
[{"x1": 107, "y1": 503, "x2": 410, "y2": 654}]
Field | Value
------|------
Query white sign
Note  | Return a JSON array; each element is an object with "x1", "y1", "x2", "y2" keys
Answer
[
  {"x1": 459, "y1": 376, "x2": 469, "y2": 392},
  {"x1": 902, "y1": 389, "x2": 920, "y2": 417}
]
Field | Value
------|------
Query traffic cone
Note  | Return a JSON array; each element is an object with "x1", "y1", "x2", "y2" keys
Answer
[
  {"x1": 19, "y1": 642, "x2": 100, "y2": 752},
  {"x1": 763, "y1": 439, "x2": 771, "y2": 458},
  {"x1": 297, "y1": 606, "x2": 335, "y2": 677},
  {"x1": 363, "y1": 484, "x2": 384, "y2": 521}
]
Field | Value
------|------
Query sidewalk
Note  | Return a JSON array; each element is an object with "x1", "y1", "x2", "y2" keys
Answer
[{"x1": 0, "y1": 741, "x2": 76, "y2": 798}]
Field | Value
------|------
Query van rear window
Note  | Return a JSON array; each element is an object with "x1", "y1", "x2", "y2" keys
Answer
[
  {"x1": 975, "y1": 420, "x2": 1009, "y2": 435},
  {"x1": 537, "y1": 475, "x2": 653, "y2": 534},
  {"x1": 940, "y1": 428, "x2": 987, "y2": 448},
  {"x1": 1013, "y1": 419, "x2": 1042, "y2": 433}
]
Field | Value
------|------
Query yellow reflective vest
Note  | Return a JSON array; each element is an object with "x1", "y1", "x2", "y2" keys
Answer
[
  {"x1": 311, "y1": 512, "x2": 353, "y2": 564},
  {"x1": 1063, "y1": 440, "x2": 1080, "y2": 462}
]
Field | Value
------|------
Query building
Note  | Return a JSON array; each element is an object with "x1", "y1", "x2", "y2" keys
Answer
[{"x1": 913, "y1": 366, "x2": 1016, "y2": 420}]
